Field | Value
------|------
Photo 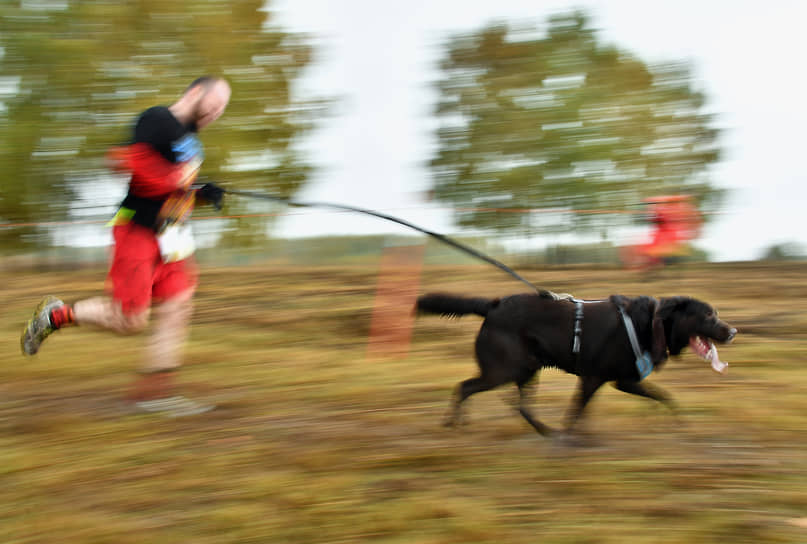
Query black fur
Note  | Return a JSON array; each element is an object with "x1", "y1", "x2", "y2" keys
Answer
[
  {"x1": 415, "y1": 294, "x2": 500, "y2": 318},
  {"x1": 416, "y1": 292, "x2": 736, "y2": 438}
]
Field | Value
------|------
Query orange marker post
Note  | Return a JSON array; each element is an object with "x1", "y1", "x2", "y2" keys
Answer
[{"x1": 366, "y1": 242, "x2": 425, "y2": 360}]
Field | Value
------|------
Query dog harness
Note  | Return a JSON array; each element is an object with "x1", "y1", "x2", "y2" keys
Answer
[
  {"x1": 617, "y1": 306, "x2": 654, "y2": 380},
  {"x1": 571, "y1": 298, "x2": 585, "y2": 354},
  {"x1": 570, "y1": 297, "x2": 601, "y2": 376}
]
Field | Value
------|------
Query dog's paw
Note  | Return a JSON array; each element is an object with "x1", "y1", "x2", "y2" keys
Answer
[
  {"x1": 442, "y1": 412, "x2": 469, "y2": 428},
  {"x1": 554, "y1": 431, "x2": 598, "y2": 448},
  {"x1": 442, "y1": 417, "x2": 467, "y2": 428}
]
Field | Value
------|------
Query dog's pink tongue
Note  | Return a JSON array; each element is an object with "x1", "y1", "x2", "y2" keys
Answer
[{"x1": 705, "y1": 343, "x2": 728, "y2": 373}]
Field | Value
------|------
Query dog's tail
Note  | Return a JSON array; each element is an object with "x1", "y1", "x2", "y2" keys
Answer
[{"x1": 415, "y1": 293, "x2": 499, "y2": 318}]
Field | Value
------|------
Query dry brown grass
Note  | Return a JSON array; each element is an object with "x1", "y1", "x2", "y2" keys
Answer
[{"x1": 1, "y1": 261, "x2": 805, "y2": 543}]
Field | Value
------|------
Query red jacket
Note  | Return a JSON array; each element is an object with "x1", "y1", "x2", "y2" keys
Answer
[
  {"x1": 108, "y1": 143, "x2": 198, "y2": 228},
  {"x1": 109, "y1": 143, "x2": 197, "y2": 198}
]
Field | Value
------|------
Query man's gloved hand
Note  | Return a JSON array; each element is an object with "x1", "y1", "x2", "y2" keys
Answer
[{"x1": 196, "y1": 182, "x2": 225, "y2": 210}]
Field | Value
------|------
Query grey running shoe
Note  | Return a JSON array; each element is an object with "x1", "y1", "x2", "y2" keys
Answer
[
  {"x1": 134, "y1": 396, "x2": 216, "y2": 418},
  {"x1": 21, "y1": 296, "x2": 65, "y2": 356}
]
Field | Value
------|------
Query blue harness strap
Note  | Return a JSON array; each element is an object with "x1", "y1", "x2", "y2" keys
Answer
[{"x1": 617, "y1": 306, "x2": 654, "y2": 380}]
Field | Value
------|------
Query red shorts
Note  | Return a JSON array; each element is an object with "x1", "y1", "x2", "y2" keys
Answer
[{"x1": 108, "y1": 223, "x2": 198, "y2": 314}]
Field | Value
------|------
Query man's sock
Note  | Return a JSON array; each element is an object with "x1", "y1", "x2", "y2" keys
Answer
[{"x1": 50, "y1": 304, "x2": 75, "y2": 329}]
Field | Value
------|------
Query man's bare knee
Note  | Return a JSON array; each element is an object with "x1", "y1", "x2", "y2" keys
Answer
[
  {"x1": 158, "y1": 288, "x2": 195, "y2": 311},
  {"x1": 153, "y1": 289, "x2": 194, "y2": 324},
  {"x1": 120, "y1": 310, "x2": 149, "y2": 334}
]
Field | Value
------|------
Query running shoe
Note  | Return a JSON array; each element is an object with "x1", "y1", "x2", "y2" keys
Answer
[{"x1": 21, "y1": 296, "x2": 65, "y2": 356}]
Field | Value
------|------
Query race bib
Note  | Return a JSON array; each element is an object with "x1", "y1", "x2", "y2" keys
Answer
[{"x1": 157, "y1": 224, "x2": 196, "y2": 263}]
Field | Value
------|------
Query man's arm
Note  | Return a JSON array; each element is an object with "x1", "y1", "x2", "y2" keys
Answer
[{"x1": 108, "y1": 143, "x2": 199, "y2": 198}]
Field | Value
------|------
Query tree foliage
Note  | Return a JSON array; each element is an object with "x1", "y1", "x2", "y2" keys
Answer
[
  {"x1": 0, "y1": 0, "x2": 320, "y2": 249},
  {"x1": 431, "y1": 11, "x2": 722, "y2": 237}
]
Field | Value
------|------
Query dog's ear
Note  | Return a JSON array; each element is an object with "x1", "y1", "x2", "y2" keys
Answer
[
  {"x1": 652, "y1": 297, "x2": 689, "y2": 366},
  {"x1": 631, "y1": 297, "x2": 668, "y2": 366},
  {"x1": 628, "y1": 296, "x2": 654, "y2": 324},
  {"x1": 656, "y1": 296, "x2": 689, "y2": 320}
]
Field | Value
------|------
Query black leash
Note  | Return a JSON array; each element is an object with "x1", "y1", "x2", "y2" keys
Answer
[{"x1": 225, "y1": 188, "x2": 541, "y2": 293}]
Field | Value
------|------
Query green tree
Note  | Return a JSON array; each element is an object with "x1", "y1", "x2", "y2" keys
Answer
[
  {"x1": 0, "y1": 0, "x2": 320, "y2": 250},
  {"x1": 430, "y1": 11, "x2": 722, "y2": 238}
]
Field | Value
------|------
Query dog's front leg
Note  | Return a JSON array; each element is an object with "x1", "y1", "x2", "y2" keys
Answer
[
  {"x1": 613, "y1": 380, "x2": 679, "y2": 414},
  {"x1": 562, "y1": 375, "x2": 606, "y2": 435}
]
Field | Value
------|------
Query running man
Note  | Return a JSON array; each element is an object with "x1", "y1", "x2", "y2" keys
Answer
[{"x1": 21, "y1": 76, "x2": 230, "y2": 416}]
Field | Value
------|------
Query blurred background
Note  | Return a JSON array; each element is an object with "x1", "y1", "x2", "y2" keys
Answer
[
  {"x1": 2, "y1": 0, "x2": 806, "y2": 266},
  {"x1": 3, "y1": 3, "x2": 807, "y2": 543}
]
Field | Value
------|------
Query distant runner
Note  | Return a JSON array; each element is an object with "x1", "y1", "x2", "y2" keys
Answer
[{"x1": 622, "y1": 194, "x2": 702, "y2": 271}]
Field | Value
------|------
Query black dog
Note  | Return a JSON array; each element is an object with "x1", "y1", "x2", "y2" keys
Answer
[{"x1": 416, "y1": 291, "x2": 737, "y2": 437}]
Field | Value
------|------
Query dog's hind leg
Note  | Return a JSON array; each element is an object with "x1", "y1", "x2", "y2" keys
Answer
[
  {"x1": 443, "y1": 376, "x2": 498, "y2": 427},
  {"x1": 516, "y1": 379, "x2": 555, "y2": 436}
]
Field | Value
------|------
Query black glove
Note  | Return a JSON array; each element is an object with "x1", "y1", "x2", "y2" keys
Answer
[{"x1": 197, "y1": 182, "x2": 225, "y2": 210}]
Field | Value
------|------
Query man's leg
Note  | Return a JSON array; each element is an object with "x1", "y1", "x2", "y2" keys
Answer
[
  {"x1": 74, "y1": 297, "x2": 150, "y2": 334},
  {"x1": 127, "y1": 288, "x2": 194, "y2": 403},
  {"x1": 131, "y1": 259, "x2": 211, "y2": 416},
  {"x1": 70, "y1": 296, "x2": 178, "y2": 402},
  {"x1": 133, "y1": 288, "x2": 212, "y2": 416},
  {"x1": 143, "y1": 287, "x2": 193, "y2": 374},
  {"x1": 20, "y1": 295, "x2": 149, "y2": 355}
]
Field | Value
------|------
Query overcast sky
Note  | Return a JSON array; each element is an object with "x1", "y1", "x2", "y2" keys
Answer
[{"x1": 267, "y1": 0, "x2": 807, "y2": 262}]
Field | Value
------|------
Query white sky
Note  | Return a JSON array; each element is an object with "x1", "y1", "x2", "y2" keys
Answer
[{"x1": 269, "y1": 0, "x2": 807, "y2": 261}]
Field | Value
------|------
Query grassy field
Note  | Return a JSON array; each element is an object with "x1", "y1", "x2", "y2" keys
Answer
[{"x1": 1, "y1": 261, "x2": 806, "y2": 543}]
